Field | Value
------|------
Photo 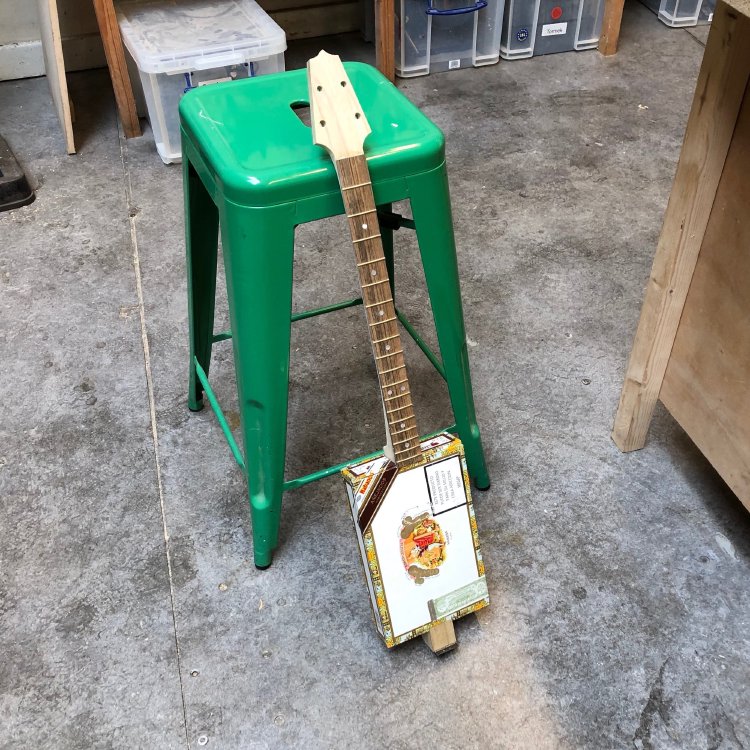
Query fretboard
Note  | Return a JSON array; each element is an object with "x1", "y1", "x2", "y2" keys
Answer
[{"x1": 335, "y1": 155, "x2": 421, "y2": 468}]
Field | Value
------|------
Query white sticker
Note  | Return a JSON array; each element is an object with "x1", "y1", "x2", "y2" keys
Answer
[
  {"x1": 541, "y1": 21, "x2": 568, "y2": 36},
  {"x1": 448, "y1": 59, "x2": 461, "y2": 70}
]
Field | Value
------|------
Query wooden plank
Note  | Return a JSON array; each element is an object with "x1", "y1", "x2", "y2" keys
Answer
[
  {"x1": 598, "y1": 0, "x2": 625, "y2": 56},
  {"x1": 92, "y1": 0, "x2": 141, "y2": 139},
  {"x1": 37, "y1": 0, "x2": 75, "y2": 154},
  {"x1": 660, "y1": 85, "x2": 750, "y2": 511},
  {"x1": 375, "y1": 0, "x2": 395, "y2": 83},
  {"x1": 611, "y1": 0, "x2": 750, "y2": 452},
  {"x1": 269, "y1": 1, "x2": 360, "y2": 40},
  {"x1": 422, "y1": 620, "x2": 457, "y2": 655}
]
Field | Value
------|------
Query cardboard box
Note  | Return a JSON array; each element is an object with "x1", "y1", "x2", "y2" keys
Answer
[{"x1": 342, "y1": 433, "x2": 489, "y2": 648}]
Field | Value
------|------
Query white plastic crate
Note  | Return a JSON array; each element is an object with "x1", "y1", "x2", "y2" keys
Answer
[
  {"x1": 500, "y1": 0, "x2": 604, "y2": 59},
  {"x1": 396, "y1": 0, "x2": 505, "y2": 78},
  {"x1": 640, "y1": 0, "x2": 715, "y2": 27},
  {"x1": 117, "y1": 0, "x2": 286, "y2": 163}
]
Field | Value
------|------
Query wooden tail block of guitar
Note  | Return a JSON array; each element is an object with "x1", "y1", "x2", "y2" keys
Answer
[
  {"x1": 343, "y1": 432, "x2": 489, "y2": 649},
  {"x1": 422, "y1": 619, "x2": 457, "y2": 655}
]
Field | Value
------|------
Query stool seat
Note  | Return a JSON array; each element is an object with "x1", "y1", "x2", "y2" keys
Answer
[{"x1": 179, "y1": 63, "x2": 445, "y2": 208}]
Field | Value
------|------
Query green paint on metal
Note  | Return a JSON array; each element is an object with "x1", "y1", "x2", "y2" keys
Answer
[
  {"x1": 395, "y1": 308, "x2": 446, "y2": 381},
  {"x1": 194, "y1": 358, "x2": 246, "y2": 471},
  {"x1": 212, "y1": 330, "x2": 232, "y2": 343},
  {"x1": 291, "y1": 296, "x2": 362, "y2": 322},
  {"x1": 282, "y1": 425, "x2": 457, "y2": 491}
]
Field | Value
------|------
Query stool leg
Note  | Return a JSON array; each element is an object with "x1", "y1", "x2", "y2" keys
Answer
[
  {"x1": 221, "y1": 203, "x2": 296, "y2": 569},
  {"x1": 378, "y1": 202, "x2": 395, "y2": 297},
  {"x1": 185, "y1": 159, "x2": 219, "y2": 412},
  {"x1": 408, "y1": 166, "x2": 491, "y2": 490}
]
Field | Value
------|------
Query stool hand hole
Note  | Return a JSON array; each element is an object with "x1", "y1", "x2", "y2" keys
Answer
[{"x1": 290, "y1": 102, "x2": 312, "y2": 128}]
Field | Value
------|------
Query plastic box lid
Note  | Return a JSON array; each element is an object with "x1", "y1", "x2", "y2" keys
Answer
[{"x1": 117, "y1": 0, "x2": 287, "y2": 74}]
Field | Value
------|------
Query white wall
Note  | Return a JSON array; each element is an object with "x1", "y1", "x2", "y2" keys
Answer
[{"x1": 0, "y1": 0, "x2": 105, "y2": 81}]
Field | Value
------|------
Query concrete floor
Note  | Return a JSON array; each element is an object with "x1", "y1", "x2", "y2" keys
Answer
[{"x1": 1, "y1": 2, "x2": 748, "y2": 748}]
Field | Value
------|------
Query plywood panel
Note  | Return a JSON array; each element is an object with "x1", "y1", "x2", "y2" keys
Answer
[
  {"x1": 660, "y1": 84, "x2": 750, "y2": 510},
  {"x1": 611, "y1": 1, "x2": 750, "y2": 451},
  {"x1": 37, "y1": 0, "x2": 74, "y2": 154}
]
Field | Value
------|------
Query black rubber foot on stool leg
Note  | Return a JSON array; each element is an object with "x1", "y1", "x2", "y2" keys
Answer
[
  {"x1": 474, "y1": 482, "x2": 491, "y2": 492},
  {"x1": 255, "y1": 562, "x2": 272, "y2": 571}
]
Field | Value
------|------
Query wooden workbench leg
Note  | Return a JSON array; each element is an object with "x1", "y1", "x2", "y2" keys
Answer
[
  {"x1": 375, "y1": 0, "x2": 395, "y2": 83},
  {"x1": 611, "y1": 0, "x2": 750, "y2": 452},
  {"x1": 92, "y1": 0, "x2": 142, "y2": 139},
  {"x1": 598, "y1": 0, "x2": 625, "y2": 56}
]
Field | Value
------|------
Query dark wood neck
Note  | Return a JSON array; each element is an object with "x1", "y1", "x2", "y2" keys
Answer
[{"x1": 335, "y1": 155, "x2": 421, "y2": 468}]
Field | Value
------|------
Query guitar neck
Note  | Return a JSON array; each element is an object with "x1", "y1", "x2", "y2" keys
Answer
[{"x1": 336, "y1": 155, "x2": 421, "y2": 468}]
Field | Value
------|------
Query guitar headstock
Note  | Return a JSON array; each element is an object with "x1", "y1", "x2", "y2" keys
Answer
[{"x1": 307, "y1": 50, "x2": 372, "y2": 161}]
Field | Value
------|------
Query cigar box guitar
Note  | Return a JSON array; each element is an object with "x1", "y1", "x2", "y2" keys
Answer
[{"x1": 307, "y1": 52, "x2": 489, "y2": 652}]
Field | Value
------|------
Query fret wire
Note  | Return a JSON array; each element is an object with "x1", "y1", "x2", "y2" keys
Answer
[
  {"x1": 353, "y1": 234, "x2": 382, "y2": 244},
  {"x1": 346, "y1": 208, "x2": 378, "y2": 218},
  {"x1": 356, "y1": 257, "x2": 387, "y2": 267},
  {"x1": 374, "y1": 350, "x2": 404, "y2": 360},
  {"x1": 388, "y1": 415, "x2": 416, "y2": 426},
  {"x1": 365, "y1": 299, "x2": 392, "y2": 308},
  {"x1": 341, "y1": 181, "x2": 372, "y2": 190},
  {"x1": 383, "y1": 393, "x2": 411, "y2": 402},
  {"x1": 379, "y1": 364, "x2": 406, "y2": 375},
  {"x1": 394, "y1": 447, "x2": 420, "y2": 456},
  {"x1": 392, "y1": 436, "x2": 417, "y2": 446},
  {"x1": 382, "y1": 377, "x2": 408, "y2": 387},
  {"x1": 386, "y1": 404, "x2": 414, "y2": 414},
  {"x1": 368, "y1": 317, "x2": 397, "y2": 326},
  {"x1": 361, "y1": 279, "x2": 390, "y2": 289},
  {"x1": 372, "y1": 333, "x2": 400, "y2": 344}
]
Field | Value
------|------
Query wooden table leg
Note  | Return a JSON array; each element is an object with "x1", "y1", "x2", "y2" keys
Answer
[
  {"x1": 375, "y1": 0, "x2": 395, "y2": 83},
  {"x1": 611, "y1": 0, "x2": 750, "y2": 452},
  {"x1": 598, "y1": 0, "x2": 625, "y2": 56},
  {"x1": 92, "y1": 0, "x2": 141, "y2": 138}
]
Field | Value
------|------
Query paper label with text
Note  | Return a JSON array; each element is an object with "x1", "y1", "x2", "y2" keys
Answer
[{"x1": 541, "y1": 22, "x2": 568, "y2": 36}]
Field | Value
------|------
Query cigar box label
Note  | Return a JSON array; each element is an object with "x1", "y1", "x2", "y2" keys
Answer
[
  {"x1": 428, "y1": 576, "x2": 489, "y2": 620},
  {"x1": 343, "y1": 433, "x2": 489, "y2": 647}
]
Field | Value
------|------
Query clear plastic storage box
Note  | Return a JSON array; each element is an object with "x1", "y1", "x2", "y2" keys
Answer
[
  {"x1": 500, "y1": 0, "x2": 604, "y2": 59},
  {"x1": 117, "y1": 0, "x2": 286, "y2": 163},
  {"x1": 640, "y1": 0, "x2": 715, "y2": 27},
  {"x1": 396, "y1": 0, "x2": 505, "y2": 77}
]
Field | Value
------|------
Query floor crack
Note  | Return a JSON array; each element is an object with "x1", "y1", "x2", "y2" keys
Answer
[
  {"x1": 118, "y1": 128, "x2": 191, "y2": 750},
  {"x1": 632, "y1": 657, "x2": 671, "y2": 750}
]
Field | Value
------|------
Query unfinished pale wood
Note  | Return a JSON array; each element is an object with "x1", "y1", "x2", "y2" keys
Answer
[
  {"x1": 422, "y1": 620, "x2": 457, "y2": 655},
  {"x1": 92, "y1": 0, "x2": 141, "y2": 139},
  {"x1": 660, "y1": 90, "x2": 750, "y2": 511},
  {"x1": 598, "y1": 0, "x2": 625, "y2": 56},
  {"x1": 37, "y1": 0, "x2": 75, "y2": 154},
  {"x1": 375, "y1": 0, "x2": 395, "y2": 83},
  {"x1": 308, "y1": 50, "x2": 372, "y2": 161},
  {"x1": 611, "y1": 0, "x2": 750, "y2": 452}
]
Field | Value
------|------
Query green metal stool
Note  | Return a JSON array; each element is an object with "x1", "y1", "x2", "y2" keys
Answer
[{"x1": 180, "y1": 62, "x2": 489, "y2": 569}]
